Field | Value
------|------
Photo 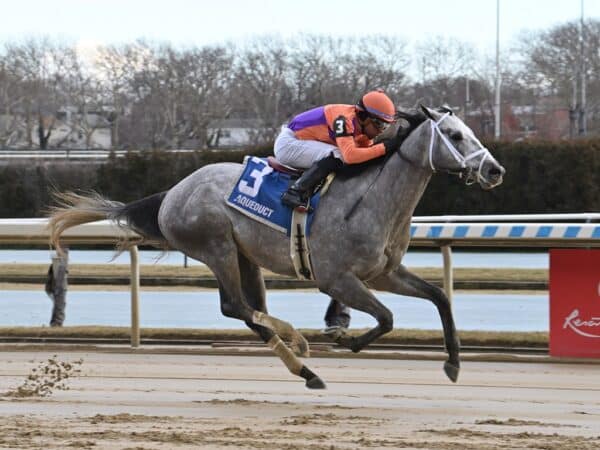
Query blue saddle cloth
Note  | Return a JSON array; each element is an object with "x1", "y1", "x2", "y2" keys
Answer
[{"x1": 226, "y1": 156, "x2": 320, "y2": 235}]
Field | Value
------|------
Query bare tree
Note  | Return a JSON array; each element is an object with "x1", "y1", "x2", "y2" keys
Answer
[
  {"x1": 287, "y1": 34, "x2": 337, "y2": 108},
  {"x1": 230, "y1": 37, "x2": 292, "y2": 144},
  {"x1": 413, "y1": 36, "x2": 478, "y2": 106},
  {"x1": 96, "y1": 44, "x2": 138, "y2": 149},
  {"x1": 3, "y1": 38, "x2": 76, "y2": 149},
  {"x1": 115, "y1": 42, "x2": 234, "y2": 149},
  {"x1": 516, "y1": 20, "x2": 600, "y2": 135},
  {"x1": 0, "y1": 56, "x2": 27, "y2": 147},
  {"x1": 415, "y1": 36, "x2": 476, "y2": 82},
  {"x1": 344, "y1": 35, "x2": 410, "y2": 98},
  {"x1": 286, "y1": 34, "x2": 409, "y2": 116},
  {"x1": 176, "y1": 46, "x2": 233, "y2": 148},
  {"x1": 58, "y1": 46, "x2": 107, "y2": 148},
  {"x1": 115, "y1": 41, "x2": 168, "y2": 149}
]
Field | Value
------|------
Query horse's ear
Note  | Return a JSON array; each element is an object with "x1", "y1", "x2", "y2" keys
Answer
[
  {"x1": 439, "y1": 105, "x2": 454, "y2": 115},
  {"x1": 396, "y1": 107, "x2": 427, "y2": 127},
  {"x1": 419, "y1": 104, "x2": 435, "y2": 120}
]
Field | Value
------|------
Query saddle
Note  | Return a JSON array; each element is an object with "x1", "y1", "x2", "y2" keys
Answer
[{"x1": 267, "y1": 156, "x2": 303, "y2": 177}]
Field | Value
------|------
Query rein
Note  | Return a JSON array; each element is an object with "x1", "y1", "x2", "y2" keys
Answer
[
  {"x1": 344, "y1": 153, "x2": 391, "y2": 221},
  {"x1": 344, "y1": 120, "x2": 409, "y2": 221}
]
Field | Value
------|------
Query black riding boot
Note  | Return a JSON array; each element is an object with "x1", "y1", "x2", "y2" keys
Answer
[{"x1": 281, "y1": 154, "x2": 343, "y2": 210}]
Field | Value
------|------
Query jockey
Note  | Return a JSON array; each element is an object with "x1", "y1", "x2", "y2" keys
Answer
[
  {"x1": 275, "y1": 89, "x2": 401, "y2": 210},
  {"x1": 274, "y1": 90, "x2": 400, "y2": 334}
]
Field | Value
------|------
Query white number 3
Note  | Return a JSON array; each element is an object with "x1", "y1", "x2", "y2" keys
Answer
[
  {"x1": 334, "y1": 119, "x2": 345, "y2": 134},
  {"x1": 238, "y1": 157, "x2": 273, "y2": 197}
]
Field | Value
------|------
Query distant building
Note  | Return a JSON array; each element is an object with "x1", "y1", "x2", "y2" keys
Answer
[
  {"x1": 466, "y1": 102, "x2": 571, "y2": 141},
  {"x1": 207, "y1": 118, "x2": 275, "y2": 148},
  {"x1": 0, "y1": 114, "x2": 27, "y2": 147},
  {"x1": 52, "y1": 107, "x2": 112, "y2": 149},
  {"x1": 0, "y1": 107, "x2": 113, "y2": 150}
]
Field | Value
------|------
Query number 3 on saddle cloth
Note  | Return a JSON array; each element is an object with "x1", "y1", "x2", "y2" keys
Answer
[{"x1": 226, "y1": 156, "x2": 322, "y2": 236}]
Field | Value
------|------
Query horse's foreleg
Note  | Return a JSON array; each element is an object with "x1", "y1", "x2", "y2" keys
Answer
[
  {"x1": 368, "y1": 265, "x2": 460, "y2": 383},
  {"x1": 321, "y1": 272, "x2": 393, "y2": 353}
]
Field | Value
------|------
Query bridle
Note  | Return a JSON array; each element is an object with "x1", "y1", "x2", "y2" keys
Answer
[{"x1": 428, "y1": 112, "x2": 494, "y2": 186}]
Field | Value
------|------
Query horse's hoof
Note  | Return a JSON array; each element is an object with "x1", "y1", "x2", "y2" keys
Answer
[
  {"x1": 305, "y1": 376, "x2": 327, "y2": 390},
  {"x1": 322, "y1": 326, "x2": 348, "y2": 340},
  {"x1": 350, "y1": 341, "x2": 363, "y2": 353},
  {"x1": 444, "y1": 360, "x2": 460, "y2": 383},
  {"x1": 323, "y1": 329, "x2": 363, "y2": 353}
]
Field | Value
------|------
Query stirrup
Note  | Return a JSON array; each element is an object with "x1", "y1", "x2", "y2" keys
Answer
[
  {"x1": 281, "y1": 190, "x2": 311, "y2": 211},
  {"x1": 295, "y1": 203, "x2": 313, "y2": 213}
]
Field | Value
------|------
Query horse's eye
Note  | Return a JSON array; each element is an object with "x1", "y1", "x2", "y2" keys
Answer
[{"x1": 450, "y1": 131, "x2": 463, "y2": 141}]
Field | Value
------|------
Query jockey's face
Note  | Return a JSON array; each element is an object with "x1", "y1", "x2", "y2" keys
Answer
[{"x1": 362, "y1": 116, "x2": 389, "y2": 139}]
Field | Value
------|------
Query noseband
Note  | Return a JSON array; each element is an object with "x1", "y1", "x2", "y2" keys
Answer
[{"x1": 428, "y1": 113, "x2": 493, "y2": 185}]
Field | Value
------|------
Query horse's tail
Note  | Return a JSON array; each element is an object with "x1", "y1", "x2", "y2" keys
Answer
[{"x1": 48, "y1": 190, "x2": 168, "y2": 254}]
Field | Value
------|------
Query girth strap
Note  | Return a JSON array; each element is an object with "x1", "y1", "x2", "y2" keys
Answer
[{"x1": 290, "y1": 209, "x2": 315, "y2": 280}]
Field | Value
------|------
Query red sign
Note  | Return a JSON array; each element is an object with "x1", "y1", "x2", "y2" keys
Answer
[{"x1": 550, "y1": 249, "x2": 600, "y2": 358}]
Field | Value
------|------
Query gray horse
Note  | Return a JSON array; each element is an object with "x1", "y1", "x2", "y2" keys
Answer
[{"x1": 49, "y1": 106, "x2": 505, "y2": 389}]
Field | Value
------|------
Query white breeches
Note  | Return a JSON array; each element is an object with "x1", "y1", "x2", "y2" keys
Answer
[{"x1": 273, "y1": 127, "x2": 341, "y2": 169}]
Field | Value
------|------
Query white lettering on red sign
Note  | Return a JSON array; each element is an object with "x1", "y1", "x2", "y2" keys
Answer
[{"x1": 563, "y1": 309, "x2": 600, "y2": 339}]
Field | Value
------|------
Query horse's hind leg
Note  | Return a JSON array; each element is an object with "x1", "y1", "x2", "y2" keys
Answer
[
  {"x1": 367, "y1": 265, "x2": 460, "y2": 383},
  {"x1": 202, "y1": 240, "x2": 306, "y2": 354},
  {"x1": 205, "y1": 243, "x2": 321, "y2": 388},
  {"x1": 235, "y1": 252, "x2": 308, "y2": 356},
  {"x1": 320, "y1": 272, "x2": 393, "y2": 353},
  {"x1": 229, "y1": 253, "x2": 325, "y2": 389}
]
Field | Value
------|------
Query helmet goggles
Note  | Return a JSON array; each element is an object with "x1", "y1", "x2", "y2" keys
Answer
[{"x1": 368, "y1": 115, "x2": 392, "y2": 131}]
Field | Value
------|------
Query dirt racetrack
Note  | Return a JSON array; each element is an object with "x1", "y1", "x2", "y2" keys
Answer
[{"x1": 0, "y1": 347, "x2": 599, "y2": 450}]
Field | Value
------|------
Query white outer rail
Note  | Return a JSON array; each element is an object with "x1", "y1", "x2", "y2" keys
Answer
[
  {"x1": 0, "y1": 219, "x2": 142, "y2": 346},
  {"x1": 0, "y1": 218, "x2": 138, "y2": 244},
  {"x1": 408, "y1": 222, "x2": 600, "y2": 247},
  {"x1": 411, "y1": 213, "x2": 600, "y2": 222},
  {"x1": 1, "y1": 217, "x2": 599, "y2": 346}
]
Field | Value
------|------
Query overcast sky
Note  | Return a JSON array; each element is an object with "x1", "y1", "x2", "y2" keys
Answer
[{"x1": 0, "y1": 0, "x2": 597, "y2": 54}]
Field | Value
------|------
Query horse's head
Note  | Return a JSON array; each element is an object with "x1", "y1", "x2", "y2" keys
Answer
[{"x1": 398, "y1": 105, "x2": 505, "y2": 190}]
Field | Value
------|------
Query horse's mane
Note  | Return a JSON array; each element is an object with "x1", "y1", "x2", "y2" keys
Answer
[
  {"x1": 336, "y1": 107, "x2": 430, "y2": 179},
  {"x1": 395, "y1": 107, "x2": 429, "y2": 132}
]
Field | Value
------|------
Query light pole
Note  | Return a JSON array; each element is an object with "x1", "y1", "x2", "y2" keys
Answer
[
  {"x1": 465, "y1": 77, "x2": 471, "y2": 120},
  {"x1": 494, "y1": 0, "x2": 501, "y2": 140},
  {"x1": 578, "y1": 0, "x2": 587, "y2": 136}
]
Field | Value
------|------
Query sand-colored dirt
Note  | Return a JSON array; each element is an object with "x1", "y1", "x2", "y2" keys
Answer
[{"x1": 0, "y1": 348, "x2": 599, "y2": 449}]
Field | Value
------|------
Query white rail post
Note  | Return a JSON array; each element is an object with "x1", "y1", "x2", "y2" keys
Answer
[
  {"x1": 130, "y1": 245, "x2": 140, "y2": 347},
  {"x1": 441, "y1": 245, "x2": 453, "y2": 304}
]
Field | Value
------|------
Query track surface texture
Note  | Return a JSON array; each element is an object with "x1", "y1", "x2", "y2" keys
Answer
[{"x1": 0, "y1": 349, "x2": 599, "y2": 449}]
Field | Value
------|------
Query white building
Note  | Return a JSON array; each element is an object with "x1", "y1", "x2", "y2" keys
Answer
[{"x1": 207, "y1": 118, "x2": 274, "y2": 148}]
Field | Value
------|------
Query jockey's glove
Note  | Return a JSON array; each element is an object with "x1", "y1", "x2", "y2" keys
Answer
[{"x1": 382, "y1": 134, "x2": 401, "y2": 154}]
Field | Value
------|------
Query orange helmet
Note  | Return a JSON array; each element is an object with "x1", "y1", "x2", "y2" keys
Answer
[{"x1": 356, "y1": 89, "x2": 396, "y2": 123}]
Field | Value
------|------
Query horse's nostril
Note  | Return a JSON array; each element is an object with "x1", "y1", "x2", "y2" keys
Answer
[{"x1": 489, "y1": 167, "x2": 502, "y2": 176}]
